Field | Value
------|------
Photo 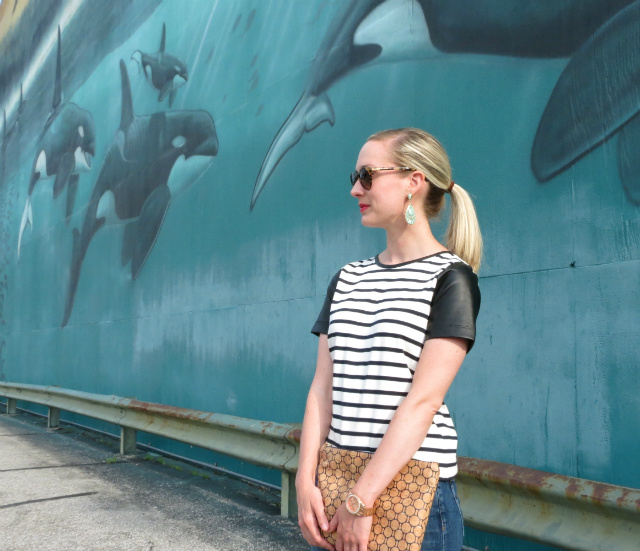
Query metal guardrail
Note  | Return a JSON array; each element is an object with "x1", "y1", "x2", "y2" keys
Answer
[
  {"x1": 457, "y1": 457, "x2": 640, "y2": 551},
  {"x1": 0, "y1": 382, "x2": 301, "y2": 517},
  {"x1": 2, "y1": 381, "x2": 640, "y2": 551}
]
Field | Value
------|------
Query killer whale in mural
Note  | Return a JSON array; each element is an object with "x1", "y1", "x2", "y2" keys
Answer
[
  {"x1": 17, "y1": 27, "x2": 96, "y2": 260},
  {"x1": 251, "y1": 0, "x2": 639, "y2": 208},
  {"x1": 61, "y1": 60, "x2": 218, "y2": 327},
  {"x1": 131, "y1": 23, "x2": 188, "y2": 108}
]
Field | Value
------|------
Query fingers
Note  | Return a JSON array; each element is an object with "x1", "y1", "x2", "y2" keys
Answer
[
  {"x1": 328, "y1": 510, "x2": 339, "y2": 533},
  {"x1": 332, "y1": 509, "x2": 372, "y2": 551},
  {"x1": 312, "y1": 493, "x2": 330, "y2": 533},
  {"x1": 299, "y1": 512, "x2": 333, "y2": 550},
  {"x1": 298, "y1": 489, "x2": 335, "y2": 550}
]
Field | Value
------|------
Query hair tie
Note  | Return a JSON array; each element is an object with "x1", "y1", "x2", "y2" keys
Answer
[{"x1": 448, "y1": 181, "x2": 455, "y2": 193}]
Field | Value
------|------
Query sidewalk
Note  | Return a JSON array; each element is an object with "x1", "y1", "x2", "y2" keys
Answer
[{"x1": 0, "y1": 412, "x2": 307, "y2": 551}]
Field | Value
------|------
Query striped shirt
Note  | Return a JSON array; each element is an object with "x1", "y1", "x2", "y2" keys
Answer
[{"x1": 312, "y1": 251, "x2": 480, "y2": 479}]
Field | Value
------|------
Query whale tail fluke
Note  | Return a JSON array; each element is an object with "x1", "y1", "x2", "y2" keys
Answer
[
  {"x1": 17, "y1": 196, "x2": 33, "y2": 262},
  {"x1": 251, "y1": 92, "x2": 335, "y2": 209}
]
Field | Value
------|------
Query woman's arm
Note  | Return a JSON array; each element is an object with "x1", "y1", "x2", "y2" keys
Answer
[
  {"x1": 329, "y1": 336, "x2": 468, "y2": 551},
  {"x1": 296, "y1": 334, "x2": 335, "y2": 550}
]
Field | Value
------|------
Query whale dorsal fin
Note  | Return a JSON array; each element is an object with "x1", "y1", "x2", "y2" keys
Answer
[
  {"x1": 53, "y1": 26, "x2": 62, "y2": 110},
  {"x1": 119, "y1": 59, "x2": 134, "y2": 131},
  {"x1": 159, "y1": 23, "x2": 166, "y2": 54}
]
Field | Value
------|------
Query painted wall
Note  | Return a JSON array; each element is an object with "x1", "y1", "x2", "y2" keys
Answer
[{"x1": 1, "y1": 1, "x2": 639, "y2": 548}]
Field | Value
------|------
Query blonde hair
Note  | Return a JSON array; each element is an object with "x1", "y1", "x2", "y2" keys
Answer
[{"x1": 368, "y1": 128, "x2": 483, "y2": 272}]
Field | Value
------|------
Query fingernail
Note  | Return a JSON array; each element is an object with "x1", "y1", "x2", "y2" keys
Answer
[{"x1": 322, "y1": 524, "x2": 328, "y2": 530}]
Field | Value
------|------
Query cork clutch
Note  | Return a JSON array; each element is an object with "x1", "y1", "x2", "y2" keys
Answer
[{"x1": 317, "y1": 442, "x2": 439, "y2": 551}]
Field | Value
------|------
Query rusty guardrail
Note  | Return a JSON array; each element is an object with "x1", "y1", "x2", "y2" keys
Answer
[
  {"x1": 457, "y1": 457, "x2": 640, "y2": 551},
  {"x1": 2, "y1": 381, "x2": 640, "y2": 550},
  {"x1": 0, "y1": 382, "x2": 301, "y2": 516}
]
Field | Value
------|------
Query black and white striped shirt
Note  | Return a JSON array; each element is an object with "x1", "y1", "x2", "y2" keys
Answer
[{"x1": 312, "y1": 251, "x2": 480, "y2": 479}]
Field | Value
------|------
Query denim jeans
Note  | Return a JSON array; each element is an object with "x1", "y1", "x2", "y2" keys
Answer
[
  {"x1": 309, "y1": 479, "x2": 463, "y2": 551},
  {"x1": 421, "y1": 479, "x2": 464, "y2": 551}
]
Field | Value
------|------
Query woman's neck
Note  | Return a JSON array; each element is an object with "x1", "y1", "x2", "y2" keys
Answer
[{"x1": 379, "y1": 220, "x2": 446, "y2": 265}]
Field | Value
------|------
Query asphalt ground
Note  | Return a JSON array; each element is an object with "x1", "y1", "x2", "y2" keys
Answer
[{"x1": 0, "y1": 412, "x2": 308, "y2": 551}]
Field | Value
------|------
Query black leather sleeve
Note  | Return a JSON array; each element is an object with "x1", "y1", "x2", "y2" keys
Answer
[
  {"x1": 425, "y1": 263, "x2": 481, "y2": 351},
  {"x1": 311, "y1": 270, "x2": 341, "y2": 336}
]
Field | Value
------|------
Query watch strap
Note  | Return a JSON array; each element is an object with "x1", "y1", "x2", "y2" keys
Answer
[{"x1": 347, "y1": 492, "x2": 375, "y2": 517}]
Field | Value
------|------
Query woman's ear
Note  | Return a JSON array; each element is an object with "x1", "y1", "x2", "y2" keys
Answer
[{"x1": 409, "y1": 170, "x2": 427, "y2": 196}]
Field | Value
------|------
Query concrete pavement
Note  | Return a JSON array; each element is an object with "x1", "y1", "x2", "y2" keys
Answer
[{"x1": 0, "y1": 412, "x2": 307, "y2": 551}]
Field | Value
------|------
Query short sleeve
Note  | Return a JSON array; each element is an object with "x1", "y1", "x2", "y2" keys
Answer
[
  {"x1": 425, "y1": 263, "x2": 481, "y2": 351},
  {"x1": 311, "y1": 271, "x2": 341, "y2": 336}
]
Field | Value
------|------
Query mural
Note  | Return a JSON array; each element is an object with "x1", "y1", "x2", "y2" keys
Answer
[
  {"x1": 0, "y1": 2, "x2": 638, "y2": 550},
  {"x1": 251, "y1": 0, "x2": 640, "y2": 208},
  {"x1": 532, "y1": 0, "x2": 640, "y2": 204},
  {"x1": 62, "y1": 60, "x2": 217, "y2": 327},
  {"x1": 2, "y1": 84, "x2": 25, "y2": 177},
  {"x1": 17, "y1": 27, "x2": 96, "y2": 259},
  {"x1": 131, "y1": 23, "x2": 188, "y2": 108}
]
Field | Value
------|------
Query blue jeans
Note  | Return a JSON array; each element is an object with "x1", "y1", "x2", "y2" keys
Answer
[
  {"x1": 310, "y1": 479, "x2": 463, "y2": 551},
  {"x1": 421, "y1": 479, "x2": 464, "y2": 551}
]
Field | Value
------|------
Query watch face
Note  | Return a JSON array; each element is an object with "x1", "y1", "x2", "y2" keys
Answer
[{"x1": 346, "y1": 494, "x2": 360, "y2": 514}]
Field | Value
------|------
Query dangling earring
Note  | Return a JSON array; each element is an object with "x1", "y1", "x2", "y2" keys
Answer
[{"x1": 405, "y1": 193, "x2": 416, "y2": 225}]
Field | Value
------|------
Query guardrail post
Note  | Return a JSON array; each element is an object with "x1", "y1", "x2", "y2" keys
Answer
[
  {"x1": 120, "y1": 426, "x2": 137, "y2": 454},
  {"x1": 280, "y1": 471, "x2": 297, "y2": 518},
  {"x1": 6, "y1": 398, "x2": 17, "y2": 414},
  {"x1": 48, "y1": 407, "x2": 60, "y2": 429}
]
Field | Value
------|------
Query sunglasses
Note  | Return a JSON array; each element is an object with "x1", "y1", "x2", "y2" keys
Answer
[{"x1": 349, "y1": 166, "x2": 414, "y2": 190}]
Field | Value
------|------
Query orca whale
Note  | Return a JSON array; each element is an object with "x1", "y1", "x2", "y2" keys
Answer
[
  {"x1": 251, "y1": 0, "x2": 639, "y2": 208},
  {"x1": 61, "y1": 59, "x2": 218, "y2": 327},
  {"x1": 131, "y1": 23, "x2": 188, "y2": 108},
  {"x1": 17, "y1": 27, "x2": 96, "y2": 260}
]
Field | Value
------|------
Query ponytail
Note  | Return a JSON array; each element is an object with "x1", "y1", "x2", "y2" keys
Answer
[{"x1": 446, "y1": 183, "x2": 483, "y2": 272}]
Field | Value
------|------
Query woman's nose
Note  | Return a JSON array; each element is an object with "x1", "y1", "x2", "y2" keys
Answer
[{"x1": 350, "y1": 181, "x2": 364, "y2": 197}]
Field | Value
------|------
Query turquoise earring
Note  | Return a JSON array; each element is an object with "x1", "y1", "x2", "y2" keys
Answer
[{"x1": 405, "y1": 193, "x2": 416, "y2": 225}]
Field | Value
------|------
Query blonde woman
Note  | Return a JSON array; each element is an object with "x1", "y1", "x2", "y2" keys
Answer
[{"x1": 297, "y1": 128, "x2": 482, "y2": 551}]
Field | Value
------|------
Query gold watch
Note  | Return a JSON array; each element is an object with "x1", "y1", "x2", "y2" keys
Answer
[{"x1": 345, "y1": 492, "x2": 375, "y2": 517}]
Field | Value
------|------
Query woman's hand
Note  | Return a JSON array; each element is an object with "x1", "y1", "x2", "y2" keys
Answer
[
  {"x1": 297, "y1": 479, "x2": 334, "y2": 550},
  {"x1": 328, "y1": 504, "x2": 373, "y2": 551}
]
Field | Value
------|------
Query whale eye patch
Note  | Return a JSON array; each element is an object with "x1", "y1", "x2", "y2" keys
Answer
[{"x1": 349, "y1": 166, "x2": 414, "y2": 190}]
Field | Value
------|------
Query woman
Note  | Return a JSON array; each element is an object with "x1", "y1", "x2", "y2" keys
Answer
[{"x1": 297, "y1": 128, "x2": 482, "y2": 551}]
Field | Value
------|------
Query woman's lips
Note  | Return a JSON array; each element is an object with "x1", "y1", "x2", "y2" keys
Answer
[{"x1": 359, "y1": 204, "x2": 369, "y2": 213}]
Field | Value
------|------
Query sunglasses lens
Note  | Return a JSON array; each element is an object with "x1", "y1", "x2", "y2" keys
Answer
[
  {"x1": 350, "y1": 168, "x2": 372, "y2": 189},
  {"x1": 360, "y1": 168, "x2": 372, "y2": 189}
]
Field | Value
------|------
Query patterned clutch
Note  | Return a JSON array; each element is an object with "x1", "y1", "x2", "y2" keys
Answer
[{"x1": 317, "y1": 442, "x2": 439, "y2": 551}]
